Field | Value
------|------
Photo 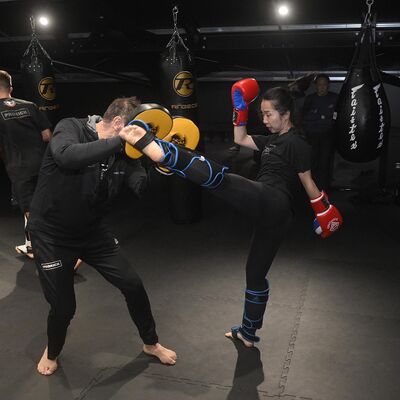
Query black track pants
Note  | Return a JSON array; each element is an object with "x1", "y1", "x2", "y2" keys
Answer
[{"x1": 30, "y1": 225, "x2": 158, "y2": 360}]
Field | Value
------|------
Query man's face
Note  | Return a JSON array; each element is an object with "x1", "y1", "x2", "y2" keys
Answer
[{"x1": 315, "y1": 77, "x2": 329, "y2": 96}]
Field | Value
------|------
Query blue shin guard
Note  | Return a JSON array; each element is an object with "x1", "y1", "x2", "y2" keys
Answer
[
  {"x1": 232, "y1": 280, "x2": 270, "y2": 343},
  {"x1": 155, "y1": 139, "x2": 228, "y2": 189}
]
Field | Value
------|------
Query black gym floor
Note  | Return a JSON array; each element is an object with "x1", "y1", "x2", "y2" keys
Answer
[{"x1": 0, "y1": 140, "x2": 399, "y2": 400}]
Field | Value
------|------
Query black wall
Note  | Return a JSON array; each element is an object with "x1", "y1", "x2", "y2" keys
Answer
[{"x1": 10, "y1": 78, "x2": 400, "y2": 132}]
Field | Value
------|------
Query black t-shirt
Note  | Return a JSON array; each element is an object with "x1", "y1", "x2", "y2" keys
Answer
[
  {"x1": 0, "y1": 97, "x2": 51, "y2": 181},
  {"x1": 252, "y1": 128, "x2": 312, "y2": 199},
  {"x1": 28, "y1": 116, "x2": 147, "y2": 241}
]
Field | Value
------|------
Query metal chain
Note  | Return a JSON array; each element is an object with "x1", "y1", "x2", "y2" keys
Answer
[
  {"x1": 364, "y1": 0, "x2": 374, "y2": 24},
  {"x1": 366, "y1": 0, "x2": 374, "y2": 15},
  {"x1": 30, "y1": 16, "x2": 36, "y2": 36},
  {"x1": 23, "y1": 15, "x2": 52, "y2": 61},
  {"x1": 166, "y1": 5, "x2": 190, "y2": 55},
  {"x1": 172, "y1": 5, "x2": 178, "y2": 32}
]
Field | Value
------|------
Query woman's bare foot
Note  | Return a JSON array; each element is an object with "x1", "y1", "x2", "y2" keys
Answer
[
  {"x1": 225, "y1": 331, "x2": 254, "y2": 348},
  {"x1": 119, "y1": 124, "x2": 146, "y2": 146},
  {"x1": 37, "y1": 347, "x2": 58, "y2": 376},
  {"x1": 119, "y1": 125, "x2": 164, "y2": 162},
  {"x1": 143, "y1": 343, "x2": 177, "y2": 365}
]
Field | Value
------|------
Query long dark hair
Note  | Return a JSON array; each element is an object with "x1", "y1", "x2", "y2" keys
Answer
[{"x1": 261, "y1": 87, "x2": 300, "y2": 128}]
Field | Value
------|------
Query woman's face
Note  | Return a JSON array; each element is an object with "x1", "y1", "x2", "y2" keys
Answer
[{"x1": 260, "y1": 100, "x2": 291, "y2": 134}]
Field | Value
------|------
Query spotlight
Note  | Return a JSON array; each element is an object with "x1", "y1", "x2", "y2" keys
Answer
[
  {"x1": 277, "y1": 4, "x2": 290, "y2": 17},
  {"x1": 38, "y1": 16, "x2": 50, "y2": 27}
]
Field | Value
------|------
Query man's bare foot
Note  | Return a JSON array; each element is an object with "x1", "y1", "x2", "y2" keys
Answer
[
  {"x1": 37, "y1": 347, "x2": 58, "y2": 375},
  {"x1": 74, "y1": 259, "x2": 82, "y2": 271},
  {"x1": 143, "y1": 343, "x2": 177, "y2": 365},
  {"x1": 225, "y1": 331, "x2": 254, "y2": 348}
]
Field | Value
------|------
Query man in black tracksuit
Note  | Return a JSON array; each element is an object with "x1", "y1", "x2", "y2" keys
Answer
[{"x1": 28, "y1": 97, "x2": 177, "y2": 375}]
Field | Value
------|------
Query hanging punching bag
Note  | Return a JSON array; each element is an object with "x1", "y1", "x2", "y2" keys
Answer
[
  {"x1": 20, "y1": 17, "x2": 60, "y2": 126},
  {"x1": 160, "y1": 6, "x2": 202, "y2": 224},
  {"x1": 334, "y1": 10, "x2": 390, "y2": 162}
]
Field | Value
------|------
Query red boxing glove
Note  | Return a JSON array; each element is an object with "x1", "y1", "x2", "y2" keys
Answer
[
  {"x1": 310, "y1": 191, "x2": 343, "y2": 238},
  {"x1": 231, "y1": 78, "x2": 260, "y2": 126}
]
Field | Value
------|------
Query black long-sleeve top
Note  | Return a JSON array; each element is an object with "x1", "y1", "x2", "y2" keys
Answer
[
  {"x1": 28, "y1": 116, "x2": 147, "y2": 240},
  {"x1": 0, "y1": 97, "x2": 51, "y2": 181}
]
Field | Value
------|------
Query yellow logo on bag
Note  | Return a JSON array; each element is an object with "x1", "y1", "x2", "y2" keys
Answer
[
  {"x1": 173, "y1": 71, "x2": 194, "y2": 97},
  {"x1": 38, "y1": 77, "x2": 56, "y2": 101}
]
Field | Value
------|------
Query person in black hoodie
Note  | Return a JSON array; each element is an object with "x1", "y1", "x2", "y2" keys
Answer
[{"x1": 28, "y1": 97, "x2": 177, "y2": 375}]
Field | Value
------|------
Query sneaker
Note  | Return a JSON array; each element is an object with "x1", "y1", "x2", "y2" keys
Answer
[{"x1": 15, "y1": 244, "x2": 34, "y2": 259}]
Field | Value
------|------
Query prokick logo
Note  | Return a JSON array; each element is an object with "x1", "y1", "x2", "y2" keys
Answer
[{"x1": 41, "y1": 260, "x2": 62, "y2": 271}]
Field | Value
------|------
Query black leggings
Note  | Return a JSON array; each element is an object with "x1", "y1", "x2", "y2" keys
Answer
[
  {"x1": 158, "y1": 142, "x2": 293, "y2": 340},
  {"x1": 157, "y1": 141, "x2": 293, "y2": 288},
  {"x1": 30, "y1": 225, "x2": 158, "y2": 360},
  {"x1": 205, "y1": 173, "x2": 292, "y2": 289}
]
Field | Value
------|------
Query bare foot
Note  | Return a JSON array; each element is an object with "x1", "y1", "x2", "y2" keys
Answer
[
  {"x1": 143, "y1": 343, "x2": 177, "y2": 365},
  {"x1": 225, "y1": 331, "x2": 254, "y2": 348},
  {"x1": 119, "y1": 124, "x2": 147, "y2": 145},
  {"x1": 15, "y1": 244, "x2": 34, "y2": 259},
  {"x1": 119, "y1": 125, "x2": 164, "y2": 162},
  {"x1": 37, "y1": 347, "x2": 58, "y2": 376},
  {"x1": 74, "y1": 259, "x2": 82, "y2": 270}
]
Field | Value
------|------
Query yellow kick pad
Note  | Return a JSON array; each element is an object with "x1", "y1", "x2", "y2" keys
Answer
[
  {"x1": 125, "y1": 103, "x2": 173, "y2": 159},
  {"x1": 155, "y1": 116, "x2": 201, "y2": 175},
  {"x1": 163, "y1": 116, "x2": 200, "y2": 150}
]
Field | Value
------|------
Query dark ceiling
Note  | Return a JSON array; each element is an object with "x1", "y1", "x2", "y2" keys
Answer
[{"x1": 1, "y1": 0, "x2": 400, "y2": 83}]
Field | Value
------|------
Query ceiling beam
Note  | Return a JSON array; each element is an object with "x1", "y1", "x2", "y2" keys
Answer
[{"x1": 147, "y1": 22, "x2": 400, "y2": 35}]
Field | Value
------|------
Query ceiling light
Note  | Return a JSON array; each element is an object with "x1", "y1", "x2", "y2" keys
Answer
[
  {"x1": 38, "y1": 16, "x2": 50, "y2": 27},
  {"x1": 277, "y1": 4, "x2": 290, "y2": 17}
]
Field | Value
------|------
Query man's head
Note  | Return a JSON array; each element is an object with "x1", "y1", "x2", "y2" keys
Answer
[
  {"x1": 0, "y1": 70, "x2": 12, "y2": 97},
  {"x1": 102, "y1": 96, "x2": 141, "y2": 132},
  {"x1": 314, "y1": 74, "x2": 330, "y2": 97}
]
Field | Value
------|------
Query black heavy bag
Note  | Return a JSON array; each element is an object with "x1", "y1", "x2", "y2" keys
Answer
[
  {"x1": 159, "y1": 6, "x2": 202, "y2": 224},
  {"x1": 334, "y1": 17, "x2": 390, "y2": 162},
  {"x1": 160, "y1": 48, "x2": 199, "y2": 123},
  {"x1": 20, "y1": 18, "x2": 60, "y2": 126}
]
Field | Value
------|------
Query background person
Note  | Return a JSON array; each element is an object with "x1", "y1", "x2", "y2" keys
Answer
[
  {"x1": 302, "y1": 74, "x2": 338, "y2": 189},
  {"x1": 0, "y1": 70, "x2": 52, "y2": 259}
]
